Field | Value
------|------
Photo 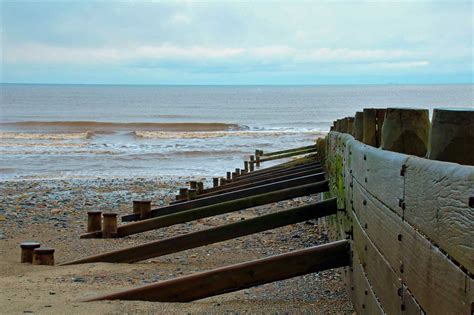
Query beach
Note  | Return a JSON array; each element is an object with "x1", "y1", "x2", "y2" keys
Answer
[{"x1": 0, "y1": 177, "x2": 353, "y2": 314}]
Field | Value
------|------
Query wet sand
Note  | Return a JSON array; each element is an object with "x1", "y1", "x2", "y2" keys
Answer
[{"x1": 0, "y1": 178, "x2": 353, "y2": 314}]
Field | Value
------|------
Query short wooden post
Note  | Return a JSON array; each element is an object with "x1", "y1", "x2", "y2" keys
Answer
[
  {"x1": 226, "y1": 172, "x2": 232, "y2": 181},
  {"x1": 427, "y1": 108, "x2": 474, "y2": 165},
  {"x1": 256, "y1": 155, "x2": 260, "y2": 167},
  {"x1": 133, "y1": 201, "x2": 151, "y2": 220},
  {"x1": 235, "y1": 168, "x2": 241, "y2": 176},
  {"x1": 179, "y1": 188, "x2": 188, "y2": 201},
  {"x1": 197, "y1": 182, "x2": 204, "y2": 194},
  {"x1": 244, "y1": 161, "x2": 249, "y2": 172},
  {"x1": 363, "y1": 108, "x2": 377, "y2": 146},
  {"x1": 32, "y1": 248, "x2": 55, "y2": 266},
  {"x1": 87, "y1": 211, "x2": 102, "y2": 232},
  {"x1": 187, "y1": 189, "x2": 197, "y2": 200},
  {"x1": 189, "y1": 181, "x2": 197, "y2": 190},
  {"x1": 249, "y1": 156, "x2": 255, "y2": 172},
  {"x1": 219, "y1": 178, "x2": 227, "y2": 186},
  {"x1": 375, "y1": 109, "x2": 386, "y2": 146},
  {"x1": 346, "y1": 117, "x2": 354, "y2": 135},
  {"x1": 212, "y1": 178, "x2": 219, "y2": 188},
  {"x1": 231, "y1": 172, "x2": 238, "y2": 180},
  {"x1": 353, "y1": 111, "x2": 364, "y2": 141},
  {"x1": 240, "y1": 170, "x2": 247, "y2": 175},
  {"x1": 175, "y1": 195, "x2": 180, "y2": 201},
  {"x1": 102, "y1": 213, "x2": 118, "y2": 238},
  {"x1": 381, "y1": 108, "x2": 430, "y2": 156},
  {"x1": 20, "y1": 242, "x2": 41, "y2": 263}
]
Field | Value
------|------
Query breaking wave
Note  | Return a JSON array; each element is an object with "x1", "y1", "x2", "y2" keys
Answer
[
  {"x1": 0, "y1": 131, "x2": 92, "y2": 140},
  {"x1": 0, "y1": 121, "x2": 244, "y2": 132},
  {"x1": 134, "y1": 130, "x2": 324, "y2": 139}
]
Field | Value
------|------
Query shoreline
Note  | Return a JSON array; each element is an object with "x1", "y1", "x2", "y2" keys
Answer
[{"x1": 1, "y1": 177, "x2": 353, "y2": 313}]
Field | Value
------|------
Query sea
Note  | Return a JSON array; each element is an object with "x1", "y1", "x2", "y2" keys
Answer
[{"x1": 0, "y1": 84, "x2": 472, "y2": 180}]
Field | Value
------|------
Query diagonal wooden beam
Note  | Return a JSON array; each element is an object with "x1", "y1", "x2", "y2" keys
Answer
[
  {"x1": 84, "y1": 240, "x2": 350, "y2": 302},
  {"x1": 121, "y1": 172, "x2": 325, "y2": 222},
  {"x1": 83, "y1": 180, "x2": 328, "y2": 238},
  {"x1": 64, "y1": 198, "x2": 337, "y2": 265},
  {"x1": 260, "y1": 145, "x2": 317, "y2": 157}
]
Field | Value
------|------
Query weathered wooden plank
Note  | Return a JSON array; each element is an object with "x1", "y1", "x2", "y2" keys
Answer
[
  {"x1": 85, "y1": 240, "x2": 350, "y2": 302},
  {"x1": 350, "y1": 137, "x2": 408, "y2": 216},
  {"x1": 351, "y1": 249, "x2": 385, "y2": 315},
  {"x1": 352, "y1": 205, "x2": 403, "y2": 315},
  {"x1": 352, "y1": 181, "x2": 473, "y2": 315},
  {"x1": 404, "y1": 156, "x2": 474, "y2": 273},
  {"x1": 260, "y1": 144, "x2": 317, "y2": 157},
  {"x1": 402, "y1": 285, "x2": 424, "y2": 315}
]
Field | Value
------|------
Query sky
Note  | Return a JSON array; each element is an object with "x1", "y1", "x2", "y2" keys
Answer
[{"x1": 1, "y1": 0, "x2": 473, "y2": 85}]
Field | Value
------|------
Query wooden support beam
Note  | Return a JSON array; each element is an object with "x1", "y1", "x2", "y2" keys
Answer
[
  {"x1": 197, "y1": 168, "x2": 324, "y2": 199},
  {"x1": 85, "y1": 240, "x2": 350, "y2": 302},
  {"x1": 261, "y1": 145, "x2": 317, "y2": 157},
  {"x1": 64, "y1": 198, "x2": 337, "y2": 265},
  {"x1": 121, "y1": 172, "x2": 324, "y2": 223},
  {"x1": 249, "y1": 147, "x2": 317, "y2": 164},
  {"x1": 84, "y1": 180, "x2": 328, "y2": 238}
]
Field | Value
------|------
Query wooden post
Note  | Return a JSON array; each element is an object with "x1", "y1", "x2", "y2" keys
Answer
[
  {"x1": 219, "y1": 178, "x2": 227, "y2": 186},
  {"x1": 20, "y1": 242, "x2": 41, "y2": 263},
  {"x1": 256, "y1": 154, "x2": 261, "y2": 167},
  {"x1": 235, "y1": 168, "x2": 241, "y2": 176},
  {"x1": 85, "y1": 240, "x2": 349, "y2": 302},
  {"x1": 226, "y1": 172, "x2": 232, "y2": 181},
  {"x1": 249, "y1": 156, "x2": 255, "y2": 172},
  {"x1": 87, "y1": 211, "x2": 102, "y2": 232},
  {"x1": 212, "y1": 178, "x2": 219, "y2": 188},
  {"x1": 363, "y1": 108, "x2": 377, "y2": 146},
  {"x1": 102, "y1": 213, "x2": 118, "y2": 238},
  {"x1": 427, "y1": 108, "x2": 474, "y2": 165},
  {"x1": 32, "y1": 248, "x2": 55, "y2": 266},
  {"x1": 375, "y1": 109, "x2": 386, "y2": 147},
  {"x1": 354, "y1": 111, "x2": 364, "y2": 141},
  {"x1": 63, "y1": 199, "x2": 337, "y2": 265},
  {"x1": 346, "y1": 117, "x2": 354, "y2": 135},
  {"x1": 133, "y1": 201, "x2": 151, "y2": 220},
  {"x1": 179, "y1": 188, "x2": 188, "y2": 201},
  {"x1": 231, "y1": 172, "x2": 238, "y2": 180},
  {"x1": 197, "y1": 182, "x2": 204, "y2": 194},
  {"x1": 187, "y1": 189, "x2": 197, "y2": 200},
  {"x1": 189, "y1": 181, "x2": 197, "y2": 190},
  {"x1": 244, "y1": 161, "x2": 249, "y2": 172},
  {"x1": 381, "y1": 108, "x2": 430, "y2": 157}
]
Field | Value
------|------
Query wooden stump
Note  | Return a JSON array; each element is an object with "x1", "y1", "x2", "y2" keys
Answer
[
  {"x1": 178, "y1": 188, "x2": 188, "y2": 201},
  {"x1": 376, "y1": 109, "x2": 386, "y2": 146},
  {"x1": 212, "y1": 178, "x2": 219, "y2": 188},
  {"x1": 381, "y1": 108, "x2": 430, "y2": 157},
  {"x1": 189, "y1": 181, "x2": 197, "y2": 190},
  {"x1": 197, "y1": 182, "x2": 204, "y2": 194},
  {"x1": 187, "y1": 189, "x2": 197, "y2": 200},
  {"x1": 354, "y1": 111, "x2": 364, "y2": 141},
  {"x1": 102, "y1": 213, "x2": 118, "y2": 238},
  {"x1": 20, "y1": 242, "x2": 41, "y2": 263},
  {"x1": 363, "y1": 108, "x2": 377, "y2": 146},
  {"x1": 226, "y1": 172, "x2": 232, "y2": 181},
  {"x1": 32, "y1": 248, "x2": 55, "y2": 266},
  {"x1": 244, "y1": 161, "x2": 249, "y2": 172},
  {"x1": 87, "y1": 211, "x2": 102, "y2": 232},
  {"x1": 219, "y1": 178, "x2": 227, "y2": 186},
  {"x1": 249, "y1": 156, "x2": 255, "y2": 172},
  {"x1": 427, "y1": 108, "x2": 474, "y2": 165}
]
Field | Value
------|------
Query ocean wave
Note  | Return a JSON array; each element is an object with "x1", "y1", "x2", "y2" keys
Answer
[
  {"x1": 0, "y1": 121, "x2": 244, "y2": 132},
  {"x1": 134, "y1": 130, "x2": 324, "y2": 139},
  {"x1": 0, "y1": 131, "x2": 92, "y2": 140}
]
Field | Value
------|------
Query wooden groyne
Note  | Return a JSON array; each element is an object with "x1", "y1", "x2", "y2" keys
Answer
[
  {"x1": 325, "y1": 107, "x2": 473, "y2": 314},
  {"x1": 21, "y1": 107, "x2": 473, "y2": 313}
]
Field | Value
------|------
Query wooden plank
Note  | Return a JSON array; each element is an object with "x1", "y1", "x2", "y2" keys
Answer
[
  {"x1": 352, "y1": 181, "x2": 473, "y2": 315},
  {"x1": 349, "y1": 137, "x2": 408, "y2": 216},
  {"x1": 404, "y1": 156, "x2": 474, "y2": 273},
  {"x1": 352, "y1": 205, "x2": 403, "y2": 315},
  {"x1": 402, "y1": 285, "x2": 424, "y2": 315},
  {"x1": 63, "y1": 199, "x2": 337, "y2": 265},
  {"x1": 261, "y1": 144, "x2": 317, "y2": 157},
  {"x1": 257, "y1": 148, "x2": 318, "y2": 163},
  {"x1": 116, "y1": 180, "x2": 329, "y2": 237},
  {"x1": 85, "y1": 240, "x2": 350, "y2": 302},
  {"x1": 350, "y1": 248, "x2": 385, "y2": 315}
]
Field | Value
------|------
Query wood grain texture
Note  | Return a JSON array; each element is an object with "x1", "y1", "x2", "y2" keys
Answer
[
  {"x1": 352, "y1": 180, "x2": 473, "y2": 315},
  {"x1": 350, "y1": 137, "x2": 408, "y2": 216},
  {"x1": 351, "y1": 249, "x2": 385, "y2": 315},
  {"x1": 404, "y1": 156, "x2": 474, "y2": 273}
]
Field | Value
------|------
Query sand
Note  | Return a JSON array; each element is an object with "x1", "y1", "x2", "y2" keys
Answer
[{"x1": 0, "y1": 177, "x2": 353, "y2": 314}]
